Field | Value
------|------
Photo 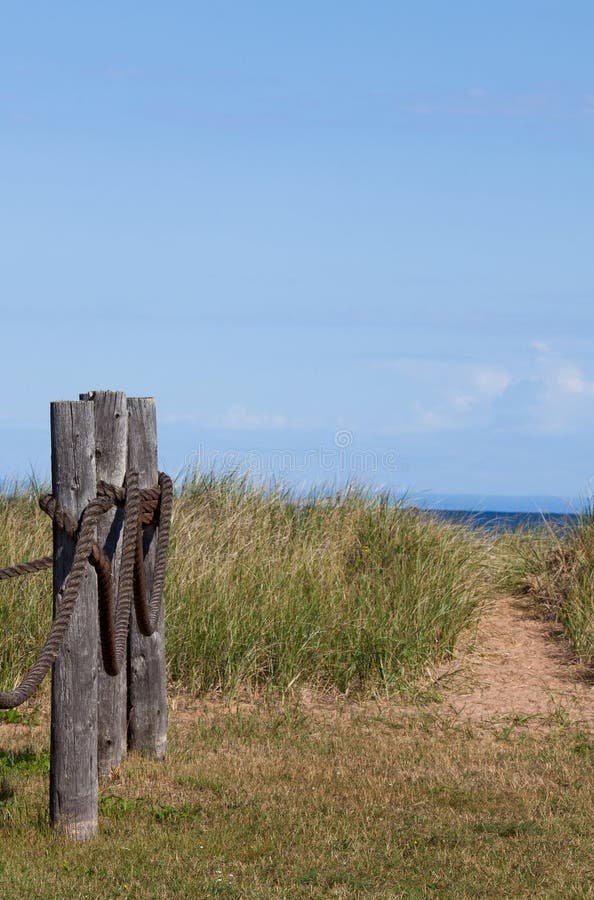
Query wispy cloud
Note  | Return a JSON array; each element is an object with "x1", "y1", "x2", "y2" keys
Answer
[
  {"x1": 375, "y1": 357, "x2": 513, "y2": 432},
  {"x1": 375, "y1": 345, "x2": 594, "y2": 436},
  {"x1": 161, "y1": 406, "x2": 293, "y2": 430},
  {"x1": 531, "y1": 339, "x2": 551, "y2": 354},
  {"x1": 212, "y1": 405, "x2": 291, "y2": 430},
  {"x1": 556, "y1": 365, "x2": 594, "y2": 396},
  {"x1": 527, "y1": 341, "x2": 594, "y2": 433},
  {"x1": 473, "y1": 367, "x2": 512, "y2": 398}
]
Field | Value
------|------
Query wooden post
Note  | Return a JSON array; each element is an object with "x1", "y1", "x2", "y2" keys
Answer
[
  {"x1": 127, "y1": 397, "x2": 167, "y2": 758},
  {"x1": 80, "y1": 391, "x2": 128, "y2": 781},
  {"x1": 49, "y1": 400, "x2": 98, "y2": 840}
]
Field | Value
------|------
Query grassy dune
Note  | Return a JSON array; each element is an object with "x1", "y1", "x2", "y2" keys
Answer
[
  {"x1": 0, "y1": 473, "x2": 493, "y2": 699},
  {"x1": 166, "y1": 473, "x2": 493, "y2": 695},
  {"x1": 0, "y1": 476, "x2": 593, "y2": 896},
  {"x1": 1, "y1": 473, "x2": 592, "y2": 696}
]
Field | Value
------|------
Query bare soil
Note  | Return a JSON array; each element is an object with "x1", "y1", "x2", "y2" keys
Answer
[{"x1": 434, "y1": 595, "x2": 594, "y2": 732}]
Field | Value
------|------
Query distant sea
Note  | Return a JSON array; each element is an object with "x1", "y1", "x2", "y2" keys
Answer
[{"x1": 429, "y1": 510, "x2": 577, "y2": 534}]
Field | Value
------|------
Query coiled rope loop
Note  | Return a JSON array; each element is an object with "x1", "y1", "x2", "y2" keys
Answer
[{"x1": 0, "y1": 471, "x2": 173, "y2": 709}]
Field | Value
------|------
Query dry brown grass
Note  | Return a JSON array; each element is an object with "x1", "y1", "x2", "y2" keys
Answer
[{"x1": 0, "y1": 696, "x2": 592, "y2": 898}]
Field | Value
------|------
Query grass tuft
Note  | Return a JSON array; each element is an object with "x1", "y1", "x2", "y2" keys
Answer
[{"x1": 501, "y1": 508, "x2": 594, "y2": 669}]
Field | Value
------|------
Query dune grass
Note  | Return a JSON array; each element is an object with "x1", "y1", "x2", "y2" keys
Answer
[
  {"x1": 0, "y1": 487, "x2": 52, "y2": 693},
  {"x1": 1, "y1": 471, "x2": 591, "y2": 695},
  {"x1": 0, "y1": 472, "x2": 493, "y2": 699},
  {"x1": 497, "y1": 512, "x2": 594, "y2": 670},
  {"x1": 159, "y1": 471, "x2": 493, "y2": 695}
]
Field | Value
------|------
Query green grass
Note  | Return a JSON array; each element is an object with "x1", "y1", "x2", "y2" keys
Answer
[
  {"x1": 0, "y1": 472, "x2": 494, "y2": 698},
  {"x1": 497, "y1": 513, "x2": 594, "y2": 670},
  {"x1": 166, "y1": 474, "x2": 490, "y2": 694},
  {"x1": 1, "y1": 470, "x2": 591, "y2": 691},
  {"x1": 0, "y1": 701, "x2": 591, "y2": 898},
  {"x1": 0, "y1": 487, "x2": 53, "y2": 693},
  {"x1": 1, "y1": 474, "x2": 593, "y2": 895}
]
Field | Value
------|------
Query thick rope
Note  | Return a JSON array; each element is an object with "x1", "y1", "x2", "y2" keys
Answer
[
  {"x1": 133, "y1": 473, "x2": 173, "y2": 637},
  {"x1": 0, "y1": 557, "x2": 52, "y2": 580},
  {"x1": 0, "y1": 471, "x2": 173, "y2": 708}
]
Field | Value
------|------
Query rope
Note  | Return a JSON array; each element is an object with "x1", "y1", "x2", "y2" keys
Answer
[
  {"x1": 0, "y1": 557, "x2": 52, "y2": 580},
  {"x1": 0, "y1": 471, "x2": 173, "y2": 708}
]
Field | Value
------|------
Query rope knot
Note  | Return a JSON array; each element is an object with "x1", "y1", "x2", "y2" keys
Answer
[{"x1": 0, "y1": 470, "x2": 173, "y2": 708}]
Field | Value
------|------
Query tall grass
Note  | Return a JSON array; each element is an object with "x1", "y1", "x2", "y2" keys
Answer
[
  {"x1": 511, "y1": 509, "x2": 594, "y2": 669},
  {"x1": 0, "y1": 485, "x2": 52, "y2": 691},
  {"x1": 0, "y1": 472, "x2": 494, "y2": 697},
  {"x1": 165, "y1": 472, "x2": 491, "y2": 694}
]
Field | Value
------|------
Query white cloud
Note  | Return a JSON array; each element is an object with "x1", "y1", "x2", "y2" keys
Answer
[
  {"x1": 161, "y1": 405, "x2": 293, "y2": 430},
  {"x1": 452, "y1": 394, "x2": 475, "y2": 412},
  {"x1": 375, "y1": 345, "x2": 594, "y2": 437},
  {"x1": 473, "y1": 367, "x2": 512, "y2": 398},
  {"x1": 212, "y1": 405, "x2": 290, "y2": 430},
  {"x1": 531, "y1": 339, "x2": 551, "y2": 354},
  {"x1": 414, "y1": 407, "x2": 451, "y2": 430},
  {"x1": 374, "y1": 357, "x2": 513, "y2": 432},
  {"x1": 556, "y1": 365, "x2": 594, "y2": 396},
  {"x1": 527, "y1": 343, "x2": 594, "y2": 433}
]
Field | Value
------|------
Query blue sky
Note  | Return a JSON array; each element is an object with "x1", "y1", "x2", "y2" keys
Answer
[{"x1": 2, "y1": 2, "x2": 594, "y2": 506}]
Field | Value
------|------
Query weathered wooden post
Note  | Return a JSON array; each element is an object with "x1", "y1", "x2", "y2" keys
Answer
[
  {"x1": 127, "y1": 397, "x2": 167, "y2": 758},
  {"x1": 0, "y1": 390, "x2": 171, "y2": 839},
  {"x1": 49, "y1": 400, "x2": 98, "y2": 840},
  {"x1": 80, "y1": 390, "x2": 129, "y2": 781}
]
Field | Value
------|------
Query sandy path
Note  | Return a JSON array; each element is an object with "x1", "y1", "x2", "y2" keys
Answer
[{"x1": 436, "y1": 595, "x2": 593, "y2": 732}]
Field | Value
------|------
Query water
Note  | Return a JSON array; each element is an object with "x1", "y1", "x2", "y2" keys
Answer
[{"x1": 429, "y1": 510, "x2": 578, "y2": 534}]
